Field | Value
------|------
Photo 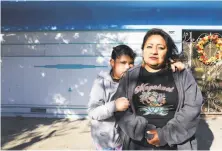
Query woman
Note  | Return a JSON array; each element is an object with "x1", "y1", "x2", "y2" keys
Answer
[{"x1": 113, "y1": 28, "x2": 203, "y2": 150}]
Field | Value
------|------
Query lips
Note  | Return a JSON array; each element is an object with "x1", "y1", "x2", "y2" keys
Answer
[{"x1": 149, "y1": 57, "x2": 158, "y2": 60}]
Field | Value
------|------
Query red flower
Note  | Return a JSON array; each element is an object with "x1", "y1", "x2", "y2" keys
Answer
[{"x1": 200, "y1": 55, "x2": 207, "y2": 60}]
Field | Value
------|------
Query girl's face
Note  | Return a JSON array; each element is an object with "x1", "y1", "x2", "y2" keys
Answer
[
  {"x1": 110, "y1": 55, "x2": 134, "y2": 79},
  {"x1": 143, "y1": 35, "x2": 168, "y2": 70}
]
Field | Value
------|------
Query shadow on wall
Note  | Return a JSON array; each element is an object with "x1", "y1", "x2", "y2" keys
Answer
[{"x1": 196, "y1": 116, "x2": 214, "y2": 150}]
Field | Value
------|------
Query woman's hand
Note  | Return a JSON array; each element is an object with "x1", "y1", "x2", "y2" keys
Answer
[
  {"x1": 146, "y1": 130, "x2": 160, "y2": 147},
  {"x1": 170, "y1": 59, "x2": 185, "y2": 72}
]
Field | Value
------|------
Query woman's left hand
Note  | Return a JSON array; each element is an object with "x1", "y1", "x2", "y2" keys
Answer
[
  {"x1": 170, "y1": 60, "x2": 185, "y2": 72},
  {"x1": 146, "y1": 130, "x2": 160, "y2": 147}
]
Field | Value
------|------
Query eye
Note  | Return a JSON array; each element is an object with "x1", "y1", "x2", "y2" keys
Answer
[
  {"x1": 158, "y1": 47, "x2": 165, "y2": 50},
  {"x1": 120, "y1": 61, "x2": 127, "y2": 65},
  {"x1": 147, "y1": 46, "x2": 152, "y2": 49}
]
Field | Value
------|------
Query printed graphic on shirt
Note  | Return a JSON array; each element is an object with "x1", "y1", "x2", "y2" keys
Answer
[{"x1": 135, "y1": 83, "x2": 175, "y2": 116}]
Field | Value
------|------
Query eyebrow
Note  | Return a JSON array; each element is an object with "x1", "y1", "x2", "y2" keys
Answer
[
  {"x1": 120, "y1": 61, "x2": 134, "y2": 64},
  {"x1": 146, "y1": 43, "x2": 166, "y2": 47},
  {"x1": 147, "y1": 43, "x2": 164, "y2": 46}
]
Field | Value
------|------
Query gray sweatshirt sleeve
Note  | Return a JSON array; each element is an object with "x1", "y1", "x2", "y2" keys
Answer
[
  {"x1": 157, "y1": 69, "x2": 203, "y2": 146},
  {"x1": 114, "y1": 71, "x2": 148, "y2": 141},
  {"x1": 88, "y1": 77, "x2": 116, "y2": 121}
]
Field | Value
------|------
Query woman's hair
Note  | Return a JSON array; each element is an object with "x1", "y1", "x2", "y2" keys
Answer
[
  {"x1": 111, "y1": 44, "x2": 136, "y2": 60},
  {"x1": 141, "y1": 28, "x2": 180, "y2": 60}
]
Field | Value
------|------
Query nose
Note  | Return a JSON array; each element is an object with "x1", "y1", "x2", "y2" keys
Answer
[{"x1": 151, "y1": 47, "x2": 158, "y2": 55}]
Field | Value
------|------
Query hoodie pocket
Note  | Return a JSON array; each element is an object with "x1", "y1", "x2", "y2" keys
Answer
[
  {"x1": 99, "y1": 125, "x2": 118, "y2": 137},
  {"x1": 98, "y1": 122, "x2": 120, "y2": 145},
  {"x1": 91, "y1": 118, "x2": 121, "y2": 145}
]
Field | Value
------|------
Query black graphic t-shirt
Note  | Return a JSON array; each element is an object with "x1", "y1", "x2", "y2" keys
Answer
[
  {"x1": 133, "y1": 67, "x2": 178, "y2": 128},
  {"x1": 132, "y1": 67, "x2": 178, "y2": 149}
]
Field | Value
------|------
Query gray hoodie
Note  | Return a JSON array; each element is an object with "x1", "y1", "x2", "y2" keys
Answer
[
  {"x1": 113, "y1": 64, "x2": 203, "y2": 150},
  {"x1": 88, "y1": 71, "x2": 122, "y2": 148}
]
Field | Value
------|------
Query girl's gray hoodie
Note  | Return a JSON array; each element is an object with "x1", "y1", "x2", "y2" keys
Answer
[{"x1": 88, "y1": 71, "x2": 121, "y2": 148}]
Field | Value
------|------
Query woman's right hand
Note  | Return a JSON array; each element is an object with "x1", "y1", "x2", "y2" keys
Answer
[
  {"x1": 115, "y1": 97, "x2": 130, "y2": 111},
  {"x1": 147, "y1": 130, "x2": 160, "y2": 146}
]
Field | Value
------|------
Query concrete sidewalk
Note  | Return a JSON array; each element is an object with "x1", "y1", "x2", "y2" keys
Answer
[{"x1": 1, "y1": 116, "x2": 222, "y2": 150}]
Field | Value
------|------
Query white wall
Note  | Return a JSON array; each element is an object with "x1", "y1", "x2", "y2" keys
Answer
[{"x1": 1, "y1": 29, "x2": 182, "y2": 118}]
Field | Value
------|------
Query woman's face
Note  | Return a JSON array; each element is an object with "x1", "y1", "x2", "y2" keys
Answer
[{"x1": 143, "y1": 35, "x2": 168, "y2": 69}]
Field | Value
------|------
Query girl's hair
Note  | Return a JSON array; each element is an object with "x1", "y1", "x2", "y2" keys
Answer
[{"x1": 111, "y1": 44, "x2": 136, "y2": 60}]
